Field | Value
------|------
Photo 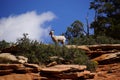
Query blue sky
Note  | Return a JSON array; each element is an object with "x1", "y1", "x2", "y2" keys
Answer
[{"x1": 0, "y1": 0, "x2": 95, "y2": 43}]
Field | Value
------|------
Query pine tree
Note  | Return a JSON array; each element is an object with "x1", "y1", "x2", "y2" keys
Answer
[{"x1": 90, "y1": 0, "x2": 120, "y2": 39}]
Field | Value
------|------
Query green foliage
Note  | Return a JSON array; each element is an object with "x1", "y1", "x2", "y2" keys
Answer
[
  {"x1": 86, "y1": 60, "x2": 98, "y2": 71},
  {"x1": 67, "y1": 35, "x2": 120, "y2": 45},
  {"x1": 63, "y1": 19, "x2": 120, "y2": 45},
  {"x1": 0, "y1": 40, "x2": 10, "y2": 50},
  {"x1": 95, "y1": 36, "x2": 120, "y2": 44},
  {"x1": 0, "y1": 33, "x2": 97, "y2": 71},
  {"x1": 90, "y1": 0, "x2": 120, "y2": 39},
  {"x1": 64, "y1": 20, "x2": 85, "y2": 42},
  {"x1": 67, "y1": 35, "x2": 95, "y2": 45}
]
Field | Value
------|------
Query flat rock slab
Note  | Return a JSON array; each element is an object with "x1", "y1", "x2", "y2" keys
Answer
[
  {"x1": 41, "y1": 65, "x2": 87, "y2": 74},
  {"x1": 0, "y1": 64, "x2": 24, "y2": 70},
  {"x1": 0, "y1": 64, "x2": 41, "y2": 75},
  {"x1": 92, "y1": 52, "x2": 120, "y2": 62},
  {"x1": 24, "y1": 63, "x2": 40, "y2": 68},
  {"x1": 66, "y1": 45, "x2": 90, "y2": 51},
  {"x1": 0, "y1": 69, "x2": 13, "y2": 75},
  {"x1": 0, "y1": 73, "x2": 37, "y2": 80},
  {"x1": 45, "y1": 70, "x2": 92, "y2": 79}
]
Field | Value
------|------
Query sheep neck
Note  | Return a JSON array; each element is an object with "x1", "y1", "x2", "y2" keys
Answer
[
  {"x1": 50, "y1": 34, "x2": 55, "y2": 38},
  {"x1": 50, "y1": 34, "x2": 56, "y2": 42}
]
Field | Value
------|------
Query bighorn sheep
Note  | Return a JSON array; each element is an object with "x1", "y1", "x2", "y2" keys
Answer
[{"x1": 49, "y1": 30, "x2": 66, "y2": 45}]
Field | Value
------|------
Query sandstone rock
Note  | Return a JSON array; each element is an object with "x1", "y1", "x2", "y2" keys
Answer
[
  {"x1": 0, "y1": 53, "x2": 29, "y2": 64},
  {"x1": 66, "y1": 45, "x2": 90, "y2": 51},
  {"x1": 88, "y1": 44, "x2": 120, "y2": 51},
  {"x1": 0, "y1": 64, "x2": 24, "y2": 70},
  {"x1": 0, "y1": 69, "x2": 13, "y2": 75},
  {"x1": 0, "y1": 73, "x2": 34, "y2": 80},
  {"x1": 52, "y1": 64, "x2": 87, "y2": 71},
  {"x1": 18, "y1": 59, "x2": 26, "y2": 64},
  {"x1": 91, "y1": 52, "x2": 120, "y2": 64},
  {"x1": 24, "y1": 63, "x2": 40, "y2": 68},
  {"x1": 23, "y1": 63, "x2": 41, "y2": 72},
  {"x1": 17, "y1": 56, "x2": 28, "y2": 64},
  {"x1": 46, "y1": 61, "x2": 57, "y2": 67},
  {"x1": 41, "y1": 65, "x2": 87, "y2": 74},
  {"x1": 14, "y1": 67, "x2": 39, "y2": 73},
  {"x1": 0, "y1": 53, "x2": 18, "y2": 63},
  {"x1": 40, "y1": 65, "x2": 95, "y2": 79},
  {"x1": 0, "y1": 63, "x2": 40, "y2": 75},
  {"x1": 49, "y1": 56, "x2": 64, "y2": 61},
  {"x1": 53, "y1": 70, "x2": 93, "y2": 79},
  {"x1": 48, "y1": 56, "x2": 65, "y2": 64}
]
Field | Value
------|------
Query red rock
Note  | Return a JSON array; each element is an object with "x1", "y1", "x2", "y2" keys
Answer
[{"x1": 0, "y1": 64, "x2": 24, "y2": 70}]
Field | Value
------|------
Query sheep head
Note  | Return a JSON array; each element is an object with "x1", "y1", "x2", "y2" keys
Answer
[{"x1": 49, "y1": 30, "x2": 54, "y2": 35}]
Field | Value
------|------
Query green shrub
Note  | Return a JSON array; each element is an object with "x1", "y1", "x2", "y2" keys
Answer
[
  {"x1": 0, "y1": 40, "x2": 10, "y2": 50},
  {"x1": 15, "y1": 39, "x2": 97, "y2": 70},
  {"x1": 95, "y1": 36, "x2": 120, "y2": 44},
  {"x1": 68, "y1": 35, "x2": 120, "y2": 45},
  {"x1": 0, "y1": 33, "x2": 97, "y2": 71}
]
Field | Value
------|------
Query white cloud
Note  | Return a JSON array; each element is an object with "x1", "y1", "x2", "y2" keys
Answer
[{"x1": 0, "y1": 11, "x2": 56, "y2": 42}]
